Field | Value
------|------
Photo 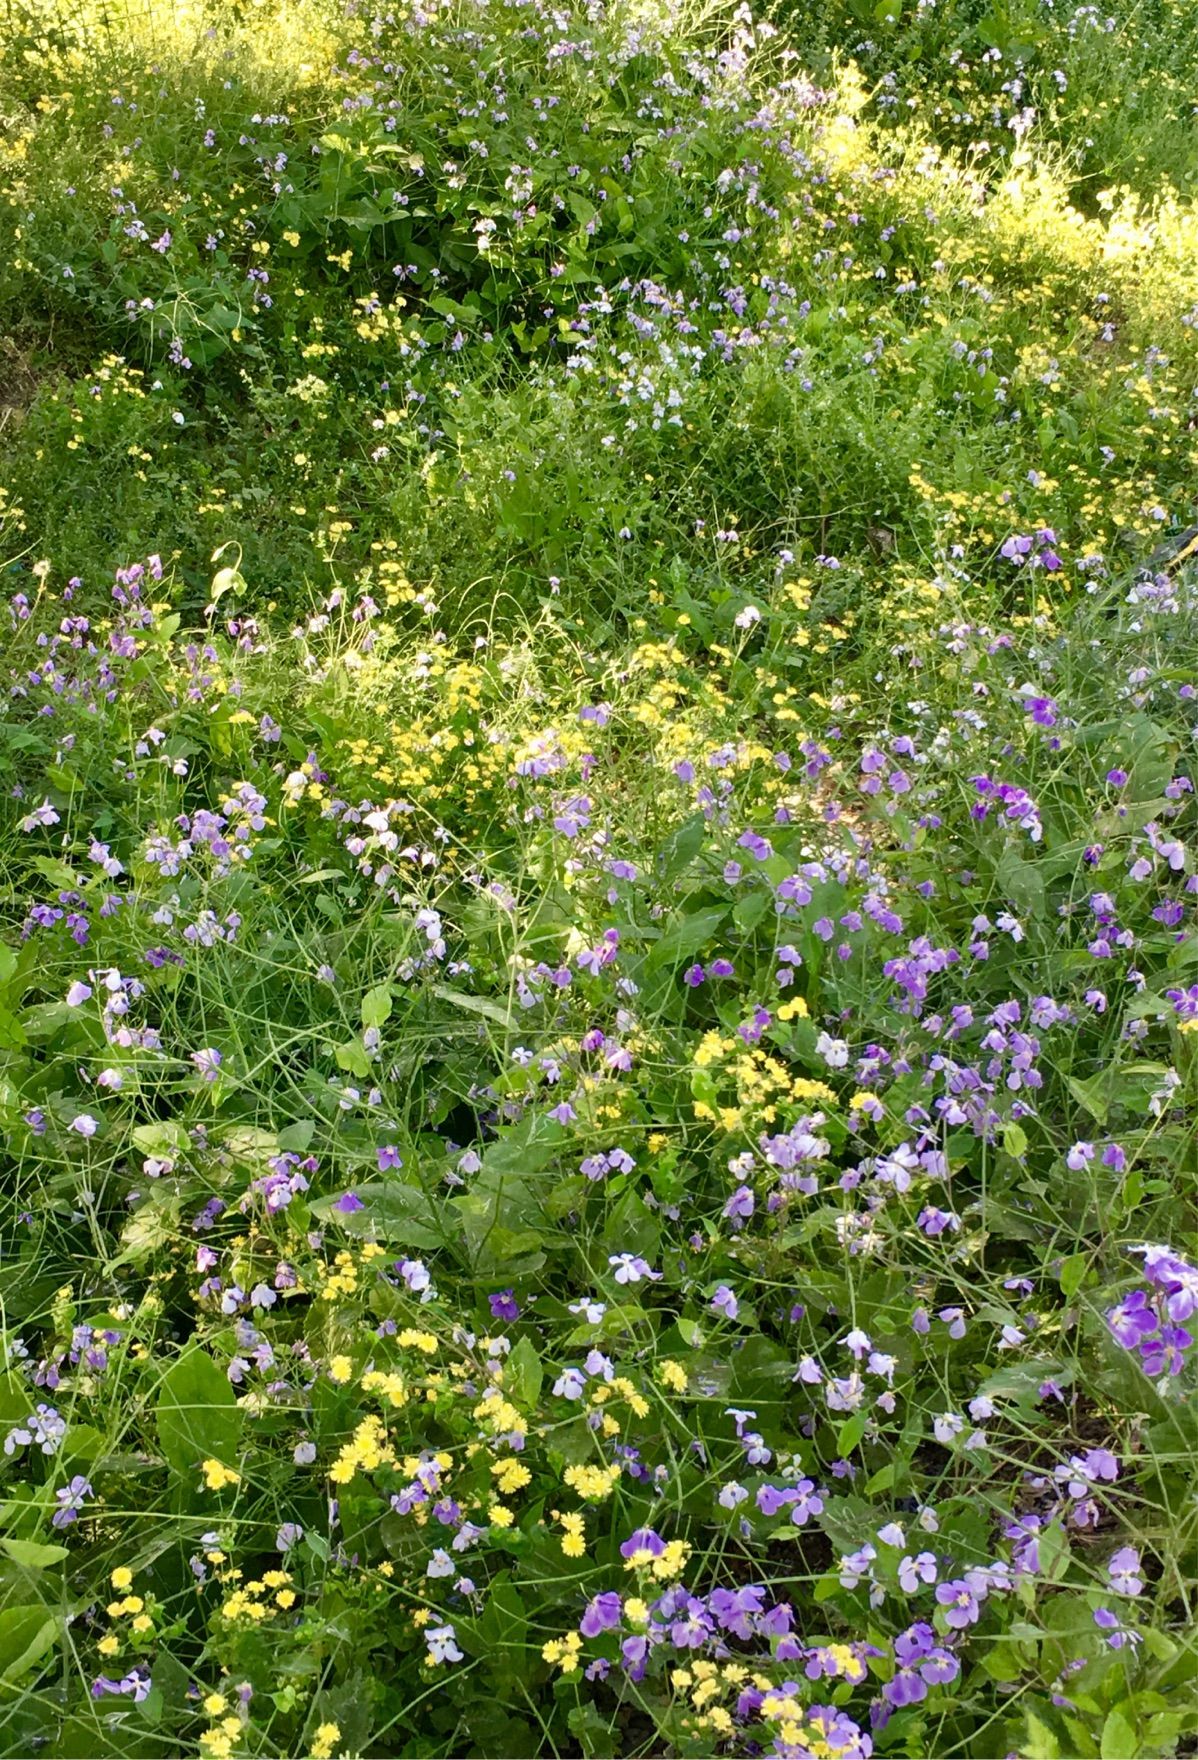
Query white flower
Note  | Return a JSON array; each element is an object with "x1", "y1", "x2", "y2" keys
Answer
[
  {"x1": 815, "y1": 1032, "x2": 850, "y2": 1068},
  {"x1": 426, "y1": 1623, "x2": 464, "y2": 1664}
]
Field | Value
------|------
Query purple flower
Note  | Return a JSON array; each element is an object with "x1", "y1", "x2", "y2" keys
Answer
[
  {"x1": 1094, "y1": 1606, "x2": 1139, "y2": 1650},
  {"x1": 92, "y1": 1669, "x2": 150, "y2": 1702},
  {"x1": 737, "y1": 830, "x2": 773, "y2": 862},
  {"x1": 377, "y1": 1144, "x2": 403, "y2": 1171},
  {"x1": 723, "y1": 1185, "x2": 754, "y2": 1223},
  {"x1": 579, "y1": 1591, "x2": 623, "y2": 1637},
  {"x1": 899, "y1": 1552, "x2": 938, "y2": 1593},
  {"x1": 935, "y1": 1579, "x2": 981, "y2": 1628},
  {"x1": 884, "y1": 1667, "x2": 927, "y2": 1707},
  {"x1": 1107, "y1": 1546, "x2": 1143, "y2": 1595},
  {"x1": 52, "y1": 1474, "x2": 93, "y2": 1528},
  {"x1": 619, "y1": 1528, "x2": 665, "y2": 1561},
  {"x1": 789, "y1": 1478, "x2": 824, "y2": 1524},
  {"x1": 333, "y1": 1191, "x2": 364, "y2": 1214},
  {"x1": 711, "y1": 1285, "x2": 739, "y2": 1320},
  {"x1": 1106, "y1": 1289, "x2": 1158, "y2": 1348},
  {"x1": 608, "y1": 1253, "x2": 660, "y2": 1285},
  {"x1": 488, "y1": 1289, "x2": 520, "y2": 1321}
]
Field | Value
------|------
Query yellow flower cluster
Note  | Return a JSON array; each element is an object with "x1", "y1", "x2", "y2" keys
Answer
[
  {"x1": 562, "y1": 1462, "x2": 621, "y2": 1501},
  {"x1": 361, "y1": 1368, "x2": 410, "y2": 1407},
  {"x1": 491, "y1": 1456, "x2": 532, "y2": 1496},
  {"x1": 220, "y1": 1569, "x2": 295, "y2": 1624},
  {"x1": 201, "y1": 1458, "x2": 240, "y2": 1491},
  {"x1": 541, "y1": 1631, "x2": 583, "y2": 1674},
  {"x1": 623, "y1": 1537, "x2": 690, "y2": 1579},
  {"x1": 329, "y1": 1415, "x2": 394, "y2": 1485},
  {"x1": 555, "y1": 1511, "x2": 586, "y2": 1557}
]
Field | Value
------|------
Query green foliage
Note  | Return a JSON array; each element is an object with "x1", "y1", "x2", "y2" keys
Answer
[{"x1": 0, "y1": 0, "x2": 1196, "y2": 1757}]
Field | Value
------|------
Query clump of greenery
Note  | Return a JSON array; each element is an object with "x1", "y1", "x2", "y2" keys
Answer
[{"x1": 0, "y1": 1, "x2": 1195, "y2": 1758}]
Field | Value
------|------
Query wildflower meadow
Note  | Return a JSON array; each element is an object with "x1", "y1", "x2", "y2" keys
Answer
[{"x1": 0, "y1": 0, "x2": 1196, "y2": 1754}]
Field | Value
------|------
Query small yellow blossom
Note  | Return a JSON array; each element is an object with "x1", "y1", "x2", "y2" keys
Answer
[{"x1": 311, "y1": 1721, "x2": 342, "y2": 1760}]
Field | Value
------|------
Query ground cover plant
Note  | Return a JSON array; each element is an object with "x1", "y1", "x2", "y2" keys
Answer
[{"x1": 0, "y1": 0, "x2": 1196, "y2": 1755}]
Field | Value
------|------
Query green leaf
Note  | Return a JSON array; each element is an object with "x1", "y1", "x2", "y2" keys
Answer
[
  {"x1": 1024, "y1": 1710, "x2": 1061, "y2": 1760},
  {"x1": 0, "y1": 1538, "x2": 69, "y2": 1570},
  {"x1": 334, "y1": 1038, "x2": 372, "y2": 1079},
  {"x1": 659, "y1": 814, "x2": 706, "y2": 879},
  {"x1": 645, "y1": 905, "x2": 729, "y2": 972},
  {"x1": 505, "y1": 1336, "x2": 543, "y2": 1409},
  {"x1": 996, "y1": 842, "x2": 1046, "y2": 919},
  {"x1": 733, "y1": 890, "x2": 768, "y2": 932},
  {"x1": 1003, "y1": 1121, "x2": 1028, "y2": 1158},
  {"x1": 0, "y1": 1605, "x2": 60, "y2": 1683},
  {"x1": 311, "y1": 1181, "x2": 445, "y2": 1250},
  {"x1": 431, "y1": 984, "x2": 516, "y2": 1030},
  {"x1": 361, "y1": 984, "x2": 393, "y2": 1030},
  {"x1": 1101, "y1": 1707, "x2": 1138, "y2": 1760},
  {"x1": 277, "y1": 1120, "x2": 316, "y2": 1153},
  {"x1": 1058, "y1": 1253, "x2": 1087, "y2": 1298},
  {"x1": 156, "y1": 1348, "x2": 242, "y2": 1481},
  {"x1": 837, "y1": 1411, "x2": 868, "y2": 1455}
]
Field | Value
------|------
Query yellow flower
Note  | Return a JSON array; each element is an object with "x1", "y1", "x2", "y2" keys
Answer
[
  {"x1": 203, "y1": 1693, "x2": 228, "y2": 1716},
  {"x1": 201, "y1": 1458, "x2": 240, "y2": 1492},
  {"x1": 310, "y1": 1721, "x2": 342, "y2": 1760},
  {"x1": 558, "y1": 1511, "x2": 586, "y2": 1557},
  {"x1": 397, "y1": 1329, "x2": 439, "y2": 1354},
  {"x1": 542, "y1": 1633, "x2": 583, "y2": 1674},
  {"x1": 490, "y1": 1458, "x2": 532, "y2": 1496},
  {"x1": 563, "y1": 1462, "x2": 621, "y2": 1500},
  {"x1": 97, "y1": 1635, "x2": 119, "y2": 1657},
  {"x1": 657, "y1": 1359, "x2": 689, "y2": 1392},
  {"x1": 328, "y1": 1355, "x2": 353, "y2": 1383},
  {"x1": 110, "y1": 1567, "x2": 133, "y2": 1590}
]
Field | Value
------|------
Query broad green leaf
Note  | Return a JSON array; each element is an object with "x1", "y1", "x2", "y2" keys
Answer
[
  {"x1": 0, "y1": 1538, "x2": 68, "y2": 1570},
  {"x1": 311, "y1": 1181, "x2": 445, "y2": 1250},
  {"x1": 0, "y1": 1606, "x2": 60, "y2": 1683},
  {"x1": 156, "y1": 1348, "x2": 242, "y2": 1481},
  {"x1": 1100, "y1": 1707, "x2": 1137, "y2": 1760},
  {"x1": 644, "y1": 904, "x2": 729, "y2": 973},
  {"x1": 361, "y1": 984, "x2": 393, "y2": 1029}
]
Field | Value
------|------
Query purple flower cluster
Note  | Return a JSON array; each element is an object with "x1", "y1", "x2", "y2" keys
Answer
[{"x1": 1107, "y1": 1244, "x2": 1197, "y2": 1377}]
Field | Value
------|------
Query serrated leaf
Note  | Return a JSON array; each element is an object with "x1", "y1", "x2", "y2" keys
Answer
[{"x1": 1101, "y1": 1707, "x2": 1137, "y2": 1760}]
